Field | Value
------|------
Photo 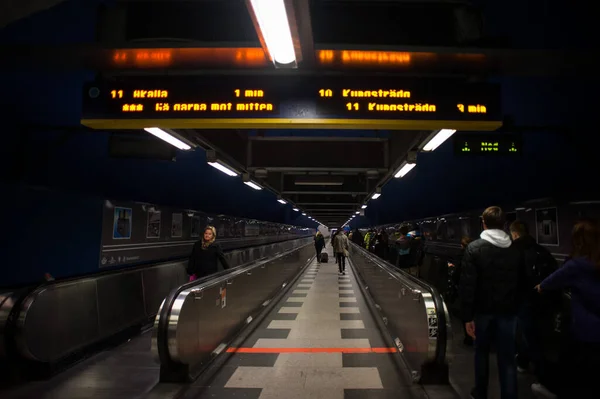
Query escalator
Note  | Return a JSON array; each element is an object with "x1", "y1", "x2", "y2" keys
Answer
[{"x1": 2, "y1": 240, "x2": 454, "y2": 398}]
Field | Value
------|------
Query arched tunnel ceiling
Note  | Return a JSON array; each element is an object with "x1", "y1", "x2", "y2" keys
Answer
[{"x1": 0, "y1": 0, "x2": 66, "y2": 28}]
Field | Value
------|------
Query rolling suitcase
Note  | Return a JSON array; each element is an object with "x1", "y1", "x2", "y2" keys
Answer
[{"x1": 320, "y1": 252, "x2": 329, "y2": 263}]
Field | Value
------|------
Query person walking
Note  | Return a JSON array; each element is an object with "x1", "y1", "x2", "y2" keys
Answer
[
  {"x1": 314, "y1": 231, "x2": 326, "y2": 263},
  {"x1": 334, "y1": 227, "x2": 350, "y2": 275},
  {"x1": 460, "y1": 206, "x2": 523, "y2": 399}
]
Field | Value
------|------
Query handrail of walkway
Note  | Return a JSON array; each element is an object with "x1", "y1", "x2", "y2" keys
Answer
[
  {"x1": 348, "y1": 242, "x2": 452, "y2": 384},
  {"x1": 5, "y1": 236, "x2": 312, "y2": 369},
  {"x1": 153, "y1": 238, "x2": 314, "y2": 382}
]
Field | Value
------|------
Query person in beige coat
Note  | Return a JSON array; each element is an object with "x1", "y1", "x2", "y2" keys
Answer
[{"x1": 333, "y1": 229, "x2": 350, "y2": 275}]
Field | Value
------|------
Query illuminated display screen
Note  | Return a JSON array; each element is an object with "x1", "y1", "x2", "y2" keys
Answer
[
  {"x1": 453, "y1": 133, "x2": 522, "y2": 156},
  {"x1": 82, "y1": 76, "x2": 501, "y2": 128}
]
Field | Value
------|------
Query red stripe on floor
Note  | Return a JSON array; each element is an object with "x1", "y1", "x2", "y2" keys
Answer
[{"x1": 226, "y1": 347, "x2": 397, "y2": 354}]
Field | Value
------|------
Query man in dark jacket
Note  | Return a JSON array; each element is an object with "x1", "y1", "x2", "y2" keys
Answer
[
  {"x1": 460, "y1": 206, "x2": 522, "y2": 399},
  {"x1": 509, "y1": 221, "x2": 557, "y2": 385}
]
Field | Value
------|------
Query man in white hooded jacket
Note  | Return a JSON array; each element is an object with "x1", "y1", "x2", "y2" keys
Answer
[{"x1": 460, "y1": 206, "x2": 524, "y2": 399}]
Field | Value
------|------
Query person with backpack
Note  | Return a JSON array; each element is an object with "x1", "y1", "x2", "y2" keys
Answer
[{"x1": 509, "y1": 220, "x2": 557, "y2": 394}]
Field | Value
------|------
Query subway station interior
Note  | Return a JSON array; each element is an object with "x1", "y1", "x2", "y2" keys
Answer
[{"x1": 1, "y1": 1, "x2": 599, "y2": 399}]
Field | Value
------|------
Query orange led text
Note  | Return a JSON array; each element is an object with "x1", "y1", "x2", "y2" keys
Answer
[
  {"x1": 458, "y1": 104, "x2": 487, "y2": 114},
  {"x1": 365, "y1": 103, "x2": 436, "y2": 112},
  {"x1": 134, "y1": 90, "x2": 168, "y2": 99},
  {"x1": 234, "y1": 89, "x2": 264, "y2": 98},
  {"x1": 151, "y1": 102, "x2": 274, "y2": 112},
  {"x1": 342, "y1": 89, "x2": 411, "y2": 99},
  {"x1": 122, "y1": 104, "x2": 144, "y2": 112}
]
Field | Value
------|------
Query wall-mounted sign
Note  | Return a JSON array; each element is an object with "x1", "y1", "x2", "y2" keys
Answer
[
  {"x1": 81, "y1": 76, "x2": 501, "y2": 131},
  {"x1": 453, "y1": 133, "x2": 522, "y2": 156}
]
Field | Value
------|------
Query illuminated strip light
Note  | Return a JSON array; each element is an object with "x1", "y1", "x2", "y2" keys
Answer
[
  {"x1": 249, "y1": 0, "x2": 296, "y2": 65},
  {"x1": 244, "y1": 181, "x2": 263, "y2": 190},
  {"x1": 394, "y1": 163, "x2": 416, "y2": 178},
  {"x1": 361, "y1": 205, "x2": 367, "y2": 209},
  {"x1": 372, "y1": 193, "x2": 381, "y2": 200},
  {"x1": 144, "y1": 127, "x2": 191, "y2": 150},
  {"x1": 355, "y1": 212, "x2": 360, "y2": 214},
  {"x1": 302, "y1": 213, "x2": 307, "y2": 216},
  {"x1": 208, "y1": 161, "x2": 238, "y2": 177},
  {"x1": 422, "y1": 129, "x2": 456, "y2": 152},
  {"x1": 293, "y1": 208, "x2": 300, "y2": 212},
  {"x1": 278, "y1": 199, "x2": 287, "y2": 204}
]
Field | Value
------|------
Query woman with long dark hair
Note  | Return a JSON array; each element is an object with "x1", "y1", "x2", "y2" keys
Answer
[
  {"x1": 534, "y1": 219, "x2": 600, "y2": 398},
  {"x1": 187, "y1": 226, "x2": 230, "y2": 280},
  {"x1": 314, "y1": 231, "x2": 326, "y2": 263},
  {"x1": 448, "y1": 236, "x2": 473, "y2": 345}
]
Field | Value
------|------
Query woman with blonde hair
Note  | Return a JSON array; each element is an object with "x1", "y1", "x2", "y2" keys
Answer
[{"x1": 187, "y1": 226, "x2": 230, "y2": 281}]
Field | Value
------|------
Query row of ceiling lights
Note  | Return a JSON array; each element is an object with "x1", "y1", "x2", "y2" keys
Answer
[
  {"x1": 142, "y1": 127, "x2": 325, "y2": 227},
  {"x1": 343, "y1": 129, "x2": 457, "y2": 228},
  {"x1": 143, "y1": 127, "x2": 456, "y2": 230}
]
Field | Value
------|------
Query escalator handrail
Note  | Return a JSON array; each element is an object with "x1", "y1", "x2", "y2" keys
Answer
[
  {"x1": 350, "y1": 242, "x2": 449, "y2": 367},
  {"x1": 155, "y1": 239, "x2": 313, "y2": 367}
]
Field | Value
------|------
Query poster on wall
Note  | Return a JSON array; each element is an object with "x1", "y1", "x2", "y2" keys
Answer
[
  {"x1": 171, "y1": 213, "x2": 183, "y2": 238},
  {"x1": 146, "y1": 210, "x2": 161, "y2": 239},
  {"x1": 191, "y1": 215, "x2": 201, "y2": 238},
  {"x1": 536, "y1": 207, "x2": 559, "y2": 246},
  {"x1": 112, "y1": 207, "x2": 132, "y2": 239}
]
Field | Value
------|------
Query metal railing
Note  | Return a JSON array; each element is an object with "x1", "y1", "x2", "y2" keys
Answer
[
  {"x1": 348, "y1": 242, "x2": 452, "y2": 384},
  {"x1": 153, "y1": 240, "x2": 315, "y2": 382},
  {"x1": 5, "y1": 236, "x2": 312, "y2": 366}
]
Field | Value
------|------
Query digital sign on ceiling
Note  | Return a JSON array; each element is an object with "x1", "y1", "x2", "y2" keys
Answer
[
  {"x1": 81, "y1": 76, "x2": 502, "y2": 130},
  {"x1": 453, "y1": 133, "x2": 522, "y2": 156}
]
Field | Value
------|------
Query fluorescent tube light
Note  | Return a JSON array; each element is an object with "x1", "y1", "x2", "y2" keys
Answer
[
  {"x1": 372, "y1": 193, "x2": 381, "y2": 199},
  {"x1": 355, "y1": 212, "x2": 360, "y2": 214},
  {"x1": 208, "y1": 161, "x2": 238, "y2": 177},
  {"x1": 302, "y1": 213, "x2": 307, "y2": 216},
  {"x1": 394, "y1": 163, "x2": 416, "y2": 178},
  {"x1": 249, "y1": 0, "x2": 295, "y2": 65},
  {"x1": 293, "y1": 208, "x2": 299, "y2": 212},
  {"x1": 244, "y1": 181, "x2": 262, "y2": 190},
  {"x1": 422, "y1": 129, "x2": 456, "y2": 152},
  {"x1": 277, "y1": 199, "x2": 287, "y2": 204},
  {"x1": 361, "y1": 205, "x2": 367, "y2": 209},
  {"x1": 144, "y1": 127, "x2": 191, "y2": 150}
]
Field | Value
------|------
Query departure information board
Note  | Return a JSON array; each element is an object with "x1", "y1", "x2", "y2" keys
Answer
[
  {"x1": 453, "y1": 133, "x2": 522, "y2": 155},
  {"x1": 81, "y1": 76, "x2": 502, "y2": 130}
]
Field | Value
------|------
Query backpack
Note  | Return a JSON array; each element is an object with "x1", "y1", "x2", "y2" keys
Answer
[{"x1": 532, "y1": 245, "x2": 557, "y2": 285}]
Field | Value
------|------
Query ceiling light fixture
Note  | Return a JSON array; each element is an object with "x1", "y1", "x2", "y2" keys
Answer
[
  {"x1": 244, "y1": 181, "x2": 263, "y2": 190},
  {"x1": 208, "y1": 161, "x2": 238, "y2": 177},
  {"x1": 144, "y1": 127, "x2": 192, "y2": 150},
  {"x1": 248, "y1": 0, "x2": 296, "y2": 66},
  {"x1": 394, "y1": 162, "x2": 416, "y2": 178},
  {"x1": 422, "y1": 129, "x2": 457, "y2": 152}
]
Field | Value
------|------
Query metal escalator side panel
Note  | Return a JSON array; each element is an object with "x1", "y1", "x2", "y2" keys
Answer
[
  {"x1": 348, "y1": 242, "x2": 449, "y2": 380},
  {"x1": 151, "y1": 297, "x2": 166, "y2": 363},
  {"x1": 155, "y1": 240, "x2": 314, "y2": 380}
]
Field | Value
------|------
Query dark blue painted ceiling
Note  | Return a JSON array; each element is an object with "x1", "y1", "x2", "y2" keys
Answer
[{"x1": 1, "y1": 0, "x2": 598, "y2": 230}]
